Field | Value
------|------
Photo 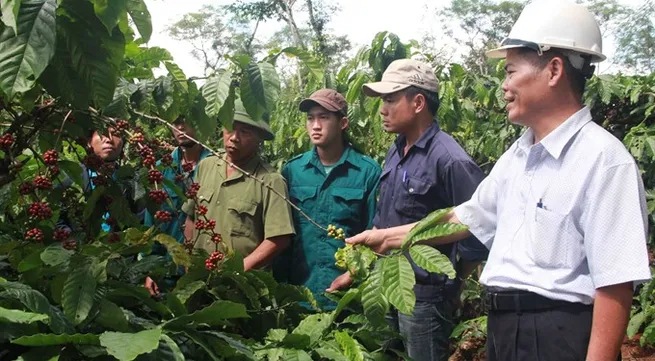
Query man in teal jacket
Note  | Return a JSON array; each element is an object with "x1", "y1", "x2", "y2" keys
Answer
[
  {"x1": 277, "y1": 89, "x2": 381, "y2": 309},
  {"x1": 144, "y1": 117, "x2": 211, "y2": 295}
]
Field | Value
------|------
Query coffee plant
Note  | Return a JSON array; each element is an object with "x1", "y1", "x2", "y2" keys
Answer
[{"x1": 2, "y1": 0, "x2": 655, "y2": 359}]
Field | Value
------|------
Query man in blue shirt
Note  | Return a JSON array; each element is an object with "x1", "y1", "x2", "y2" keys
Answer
[
  {"x1": 144, "y1": 116, "x2": 211, "y2": 296},
  {"x1": 360, "y1": 59, "x2": 488, "y2": 361}
]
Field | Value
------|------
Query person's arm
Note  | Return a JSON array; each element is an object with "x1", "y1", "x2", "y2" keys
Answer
[
  {"x1": 586, "y1": 282, "x2": 633, "y2": 361},
  {"x1": 581, "y1": 162, "x2": 651, "y2": 359},
  {"x1": 346, "y1": 211, "x2": 470, "y2": 253},
  {"x1": 244, "y1": 235, "x2": 291, "y2": 272},
  {"x1": 183, "y1": 215, "x2": 194, "y2": 241},
  {"x1": 257, "y1": 174, "x2": 296, "y2": 272}
]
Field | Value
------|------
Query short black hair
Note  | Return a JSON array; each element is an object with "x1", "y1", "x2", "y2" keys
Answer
[
  {"x1": 403, "y1": 86, "x2": 440, "y2": 116},
  {"x1": 516, "y1": 48, "x2": 588, "y2": 100}
]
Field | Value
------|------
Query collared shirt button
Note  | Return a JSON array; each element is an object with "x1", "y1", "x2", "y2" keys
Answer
[
  {"x1": 397, "y1": 164, "x2": 402, "y2": 169},
  {"x1": 409, "y1": 188, "x2": 414, "y2": 193}
]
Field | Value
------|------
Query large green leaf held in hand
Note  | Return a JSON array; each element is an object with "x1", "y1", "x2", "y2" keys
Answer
[
  {"x1": 240, "y1": 61, "x2": 280, "y2": 122},
  {"x1": 0, "y1": 0, "x2": 57, "y2": 99},
  {"x1": 408, "y1": 245, "x2": 456, "y2": 279},
  {"x1": 382, "y1": 256, "x2": 416, "y2": 315}
]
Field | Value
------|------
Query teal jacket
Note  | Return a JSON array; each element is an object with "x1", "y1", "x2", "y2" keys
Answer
[{"x1": 275, "y1": 146, "x2": 381, "y2": 309}]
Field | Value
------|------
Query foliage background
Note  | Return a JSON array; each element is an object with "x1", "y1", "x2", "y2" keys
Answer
[{"x1": 1, "y1": 0, "x2": 655, "y2": 360}]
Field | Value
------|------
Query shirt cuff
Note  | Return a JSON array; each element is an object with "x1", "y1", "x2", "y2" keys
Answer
[{"x1": 454, "y1": 204, "x2": 493, "y2": 249}]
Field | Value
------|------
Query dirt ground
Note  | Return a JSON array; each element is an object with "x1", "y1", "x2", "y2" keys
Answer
[
  {"x1": 622, "y1": 336, "x2": 655, "y2": 361},
  {"x1": 447, "y1": 336, "x2": 655, "y2": 361}
]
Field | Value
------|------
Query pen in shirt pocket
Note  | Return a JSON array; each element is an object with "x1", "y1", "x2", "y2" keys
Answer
[{"x1": 402, "y1": 170, "x2": 407, "y2": 184}]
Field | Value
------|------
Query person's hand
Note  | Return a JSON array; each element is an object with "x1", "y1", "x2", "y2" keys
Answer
[
  {"x1": 346, "y1": 229, "x2": 390, "y2": 254},
  {"x1": 326, "y1": 272, "x2": 353, "y2": 293},
  {"x1": 144, "y1": 276, "x2": 160, "y2": 297}
]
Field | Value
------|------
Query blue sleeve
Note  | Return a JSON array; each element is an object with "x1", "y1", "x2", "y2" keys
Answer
[{"x1": 444, "y1": 160, "x2": 489, "y2": 262}]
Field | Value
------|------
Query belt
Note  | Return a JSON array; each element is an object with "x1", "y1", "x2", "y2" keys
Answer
[{"x1": 483, "y1": 289, "x2": 571, "y2": 313}]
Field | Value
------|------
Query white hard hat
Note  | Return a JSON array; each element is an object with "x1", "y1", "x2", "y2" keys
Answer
[{"x1": 487, "y1": 0, "x2": 606, "y2": 65}]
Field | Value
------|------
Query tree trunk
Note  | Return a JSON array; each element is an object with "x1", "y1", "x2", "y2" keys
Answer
[{"x1": 305, "y1": 0, "x2": 327, "y2": 58}]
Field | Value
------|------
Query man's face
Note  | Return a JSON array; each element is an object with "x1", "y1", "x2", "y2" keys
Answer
[
  {"x1": 502, "y1": 50, "x2": 550, "y2": 126},
  {"x1": 173, "y1": 122, "x2": 196, "y2": 147},
  {"x1": 88, "y1": 127, "x2": 124, "y2": 162},
  {"x1": 379, "y1": 90, "x2": 417, "y2": 134},
  {"x1": 222, "y1": 122, "x2": 261, "y2": 163},
  {"x1": 306, "y1": 105, "x2": 347, "y2": 147}
]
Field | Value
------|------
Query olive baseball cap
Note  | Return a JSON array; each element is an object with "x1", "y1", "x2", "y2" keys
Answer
[
  {"x1": 232, "y1": 99, "x2": 275, "y2": 141},
  {"x1": 362, "y1": 59, "x2": 439, "y2": 97},
  {"x1": 299, "y1": 88, "x2": 348, "y2": 116}
]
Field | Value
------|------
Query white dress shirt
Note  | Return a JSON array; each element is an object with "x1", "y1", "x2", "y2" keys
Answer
[{"x1": 455, "y1": 106, "x2": 651, "y2": 304}]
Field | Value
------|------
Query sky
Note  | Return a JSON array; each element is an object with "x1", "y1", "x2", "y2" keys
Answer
[{"x1": 144, "y1": 0, "x2": 644, "y2": 78}]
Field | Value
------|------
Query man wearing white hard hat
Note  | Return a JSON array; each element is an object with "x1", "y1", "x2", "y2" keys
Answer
[{"x1": 346, "y1": 1, "x2": 651, "y2": 360}]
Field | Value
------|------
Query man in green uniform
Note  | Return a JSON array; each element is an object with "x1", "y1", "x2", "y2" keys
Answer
[
  {"x1": 181, "y1": 101, "x2": 295, "y2": 271},
  {"x1": 277, "y1": 89, "x2": 381, "y2": 309}
]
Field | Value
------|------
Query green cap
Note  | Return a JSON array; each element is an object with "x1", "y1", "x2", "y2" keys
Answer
[{"x1": 232, "y1": 99, "x2": 275, "y2": 141}]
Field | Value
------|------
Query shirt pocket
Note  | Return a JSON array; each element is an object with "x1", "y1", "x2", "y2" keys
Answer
[
  {"x1": 394, "y1": 176, "x2": 431, "y2": 217},
  {"x1": 196, "y1": 188, "x2": 214, "y2": 206},
  {"x1": 529, "y1": 207, "x2": 582, "y2": 268},
  {"x1": 227, "y1": 198, "x2": 258, "y2": 237},
  {"x1": 331, "y1": 187, "x2": 365, "y2": 221}
]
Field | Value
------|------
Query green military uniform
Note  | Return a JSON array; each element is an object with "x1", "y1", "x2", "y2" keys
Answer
[
  {"x1": 181, "y1": 152, "x2": 295, "y2": 257},
  {"x1": 276, "y1": 146, "x2": 381, "y2": 309}
]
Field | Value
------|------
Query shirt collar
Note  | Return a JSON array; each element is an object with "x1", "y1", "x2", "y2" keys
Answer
[
  {"x1": 515, "y1": 106, "x2": 592, "y2": 160},
  {"x1": 394, "y1": 120, "x2": 441, "y2": 155},
  {"x1": 226, "y1": 153, "x2": 262, "y2": 181},
  {"x1": 303, "y1": 145, "x2": 359, "y2": 170}
]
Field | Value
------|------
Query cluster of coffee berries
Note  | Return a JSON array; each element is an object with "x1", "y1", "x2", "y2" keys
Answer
[
  {"x1": 33, "y1": 176, "x2": 52, "y2": 190},
  {"x1": 149, "y1": 189, "x2": 168, "y2": 204},
  {"x1": 108, "y1": 232, "x2": 120, "y2": 244},
  {"x1": 92, "y1": 175, "x2": 108, "y2": 187},
  {"x1": 182, "y1": 162, "x2": 194, "y2": 173},
  {"x1": 54, "y1": 228, "x2": 72, "y2": 242},
  {"x1": 196, "y1": 205, "x2": 208, "y2": 216},
  {"x1": 83, "y1": 154, "x2": 104, "y2": 171},
  {"x1": 211, "y1": 234, "x2": 223, "y2": 244},
  {"x1": 139, "y1": 146, "x2": 157, "y2": 167},
  {"x1": 154, "y1": 210, "x2": 172, "y2": 223},
  {"x1": 43, "y1": 149, "x2": 58, "y2": 165},
  {"x1": 195, "y1": 219, "x2": 206, "y2": 230},
  {"x1": 29, "y1": 202, "x2": 52, "y2": 220},
  {"x1": 49, "y1": 166, "x2": 60, "y2": 176},
  {"x1": 19, "y1": 182, "x2": 34, "y2": 195},
  {"x1": 25, "y1": 228, "x2": 44, "y2": 242},
  {"x1": 115, "y1": 120, "x2": 130, "y2": 131},
  {"x1": 0, "y1": 133, "x2": 14, "y2": 149},
  {"x1": 327, "y1": 224, "x2": 345, "y2": 240},
  {"x1": 62, "y1": 239, "x2": 77, "y2": 250},
  {"x1": 131, "y1": 132, "x2": 145, "y2": 143},
  {"x1": 205, "y1": 250, "x2": 225, "y2": 270},
  {"x1": 147, "y1": 169, "x2": 163, "y2": 184},
  {"x1": 186, "y1": 183, "x2": 201, "y2": 198},
  {"x1": 161, "y1": 154, "x2": 173, "y2": 166}
]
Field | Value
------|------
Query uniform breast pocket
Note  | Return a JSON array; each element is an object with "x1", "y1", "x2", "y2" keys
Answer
[
  {"x1": 529, "y1": 207, "x2": 582, "y2": 268},
  {"x1": 227, "y1": 199, "x2": 258, "y2": 237},
  {"x1": 331, "y1": 187, "x2": 364, "y2": 221},
  {"x1": 394, "y1": 176, "x2": 431, "y2": 216},
  {"x1": 290, "y1": 186, "x2": 317, "y2": 223},
  {"x1": 196, "y1": 188, "x2": 214, "y2": 206}
]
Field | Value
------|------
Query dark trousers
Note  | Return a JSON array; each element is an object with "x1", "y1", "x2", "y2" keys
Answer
[{"x1": 487, "y1": 302, "x2": 594, "y2": 361}]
